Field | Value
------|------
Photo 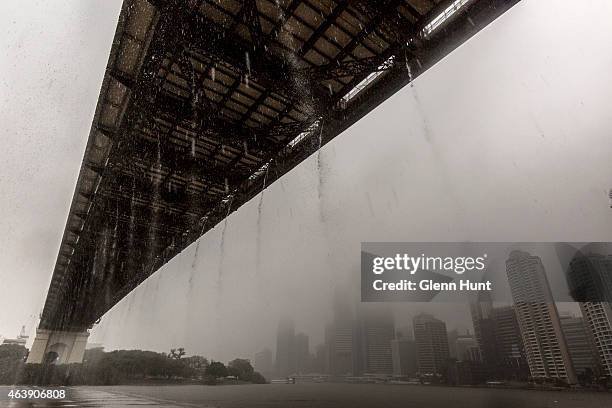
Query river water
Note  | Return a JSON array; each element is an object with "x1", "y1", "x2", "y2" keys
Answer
[{"x1": 2, "y1": 383, "x2": 612, "y2": 407}]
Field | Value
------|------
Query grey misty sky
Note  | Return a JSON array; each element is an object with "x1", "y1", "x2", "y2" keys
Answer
[
  {"x1": 1, "y1": 0, "x2": 611, "y2": 361},
  {"x1": 0, "y1": 0, "x2": 123, "y2": 338}
]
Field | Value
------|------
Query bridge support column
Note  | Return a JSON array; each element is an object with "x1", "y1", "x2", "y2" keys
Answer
[{"x1": 26, "y1": 329, "x2": 90, "y2": 364}]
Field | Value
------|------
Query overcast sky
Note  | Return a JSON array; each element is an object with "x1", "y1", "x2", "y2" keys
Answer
[
  {"x1": 0, "y1": 0, "x2": 123, "y2": 339},
  {"x1": 2, "y1": 0, "x2": 612, "y2": 363}
]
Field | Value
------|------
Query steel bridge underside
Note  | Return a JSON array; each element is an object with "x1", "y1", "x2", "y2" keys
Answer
[{"x1": 40, "y1": 0, "x2": 520, "y2": 332}]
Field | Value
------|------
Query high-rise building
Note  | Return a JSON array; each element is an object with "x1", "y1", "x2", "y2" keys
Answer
[
  {"x1": 567, "y1": 254, "x2": 612, "y2": 377},
  {"x1": 356, "y1": 306, "x2": 394, "y2": 375},
  {"x1": 275, "y1": 318, "x2": 296, "y2": 377},
  {"x1": 295, "y1": 332, "x2": 310, "y2": 374},
  {"x1": 455, "y1": 335, "x2": 480, "y2": 362},
  {"x1": 506, "y1": 250, "x2": 577, "y2": 383},
  {"x1": 312, "y1": 343, "x2": 327, "y2": 374},
  {"x1": 254, "y1": 348, "x2": 273, "y2": 379},
  {"x1": 325, "y1": 322, "x2": 355, "y2": 375},
  {"x1": 492, "y1": 306, "x2": 529, "y2": 379},
  {"x1": 470, "y1": 301, "x2": 528, "y2": 379},
  {"x1": 413, "y1": 313, "x2": 449, "y2": 375},
  {"x1": 470, "y1": 296, "x2": 497, "y2": 370},
  {"x1": 325, "y1": 292, "x2": 357, "y2": 376},
  {"x1": 559, "y1": 314, "x2": 601, "y2": 376},
  {"x1": 391, "y1": 337, "x2": 417, "y2": 377}
]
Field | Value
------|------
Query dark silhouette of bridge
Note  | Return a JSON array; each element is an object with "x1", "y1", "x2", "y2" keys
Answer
[{"x1": 29, "y1": 0, "x2": 519, "y2": 364}]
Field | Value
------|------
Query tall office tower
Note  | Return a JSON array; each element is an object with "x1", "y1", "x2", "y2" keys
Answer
[
  {"x1": 275, "y1": 318, "x2": 296, "y2": 377},
  {"x1": 395, "y1": 326, "x2": 413, "y2": 340},
  {"x1": 254, "y1": 348, "x2": 273, "y2": 379},
  {"x1": 357, "y1": 305, "x2": 394, "y2": 375},
  {"x1": 326, "y1": 291, "x2": 357, "y2": 375},
  {"x1": 391, "y1": 337, "x2": 418, "y2": 377},
  {"x1": 559, "y1": 314, "x2": 601, "y2": 376},
  {"x1": 491, "y1": 306, "x2": 529, "y2": 379},
  {"x1": 470, "y1": 301, "x2": 527, "y2": 379},
  {"x1": 413, "y1": 313, "x2": 450, "y2": 375},
  {"x1": 506, "y1": 250, "x2": 577, "y2": 383},
  {"x1": 470, "y1": 293, "x2": 497, "y2": 368},
  {"x1": 312, "y1": 343, "x2": 327, "y2": 374},
  {"x1": 455, "y1": 335, "x2": 480, "y2": 362},
  {"x1": 295, "y1": 332, "x2": 310, "y2": 374},
  {"x1": 325, "y1": 323, "x2": 354, "y2": 375},
  {"x1": 567, "y1": 254, "x2": 612, "y2": 377}
]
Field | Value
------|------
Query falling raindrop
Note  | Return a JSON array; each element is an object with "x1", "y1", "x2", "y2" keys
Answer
[
  {"x1": 211, "y1": 66, "x2": 216, "y2": 82},
  {"x1": 243, "y1": 141, "x2": 248, "y2": 155},
  {"x1": 316, "y1": 120, "x2": 325, "y2": 223},
  {"x1": 156, "y1": 134, "x2": 161, "y2": 164},
  {"x1": 224, "y1": 177, "x2": 229, "y2": 193},
  {"x1": 191, "y1": 137, "x2": 196, "y2": 157},
  {"x1": 190, "y1": 239, "x2": 201, "y2": 287},
  {"x1": 405, "y1": 55, "x2": 414, "y2": 88},
  {"x1": 245, "y1": 51, "x2": 251, "y2": 76}
]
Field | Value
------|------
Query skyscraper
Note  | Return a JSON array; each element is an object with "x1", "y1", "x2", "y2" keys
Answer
[
  {"x1": 325, "y1": 322, "x2": 355, "y2": 375},
  {"x1": 254, "y1": 348, "x2": 273, "y2": 379},
  {"x1": 470, "y1": 301, "x2": 528, "y2": 379},
  {"x1": 275, "y1": 318, "x2": 296, "y2": 377},
  {"x1": 491, "y1": 306, "x2": 529, "y2": 379},
  {"x1": 559, "y1": 314, "x2": 601, "y2": 376},
  {"x1": 295, "y1": 332, "x2": 310, "y2": 374},
  {"x1": 326, "y1": 291, "x2": 357, "y2": 376},
  {"x1": 391, "y1": 334, "x2": 417, "y2": 377},
  {"x1": 506, "y1": 250, "x2": 577, "y2": 383},
  {"x1": 413, "y1": 313, "x2": 449, "y2": 375},
  {"x1": 356, "y1": 305, "x2": 394, "y2": 375},
  {"x1": 455, "y1": 335, "x2": 480, "y2": 362},
  {"x1": 470, "y1": 295, "x2": 497, "y2": 369},
  {"x1": 567, "y1": 253, "x2": 612, "y2": 377}
]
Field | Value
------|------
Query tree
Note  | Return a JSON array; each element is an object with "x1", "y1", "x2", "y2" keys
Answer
[
  {"x1": 169, "y1": 348, "x2": 186, "y2": 360},
  {"x1": 249, "y1": 371, "x2": 267, "y2": 384},
  {"x1": 205, "y1": 361, "x2": 228, "y2": 378},
  {"x1": 0, "y1": 344, "x2": 28, "y2": 385},
  {"x1": 227, "y1": 358, "x2": 254, "y2": 380}
]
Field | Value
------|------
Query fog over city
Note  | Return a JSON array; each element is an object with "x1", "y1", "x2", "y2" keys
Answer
[
  {"x1": 88, "y1": 0, "x2": 610, "y2": 362},
  {"x1": 2, "y1": 0, "x2": 612, "y2": 368}
]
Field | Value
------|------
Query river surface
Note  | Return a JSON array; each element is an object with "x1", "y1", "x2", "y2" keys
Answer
[{"x1": 1, "y1": 383, "x2": 611, "y2": 407}]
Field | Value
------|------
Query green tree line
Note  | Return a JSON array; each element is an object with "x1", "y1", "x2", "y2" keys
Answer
[{"x1": 0, "y1": 344, "x2": 265, "y2": 385}]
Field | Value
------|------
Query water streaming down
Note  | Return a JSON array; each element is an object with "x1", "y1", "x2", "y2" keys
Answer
[
  {"x1": 187, "y1": 57, "x2": 203, "y2": 290},
  {"x1": 144, "y1": 131, "x2": 162, "y2": 273},
  {"x1": 316, "y1": 120, "x2": 325, "y2": 215},
  {"x1": 255, "y1": 164, "x2": 269, "y2": 276},
  {"x1": 128, "y1": 175, "x2": 136, "y2": 264},
  {"x1": 273, "y1": 1, "x2": 314, "y2": 115},
  {"x1": 404, "y1": 58, "x2": 466, "y2": 223},
  {"x1": 214, "y1": 197, "x2": 234, "y2": 355},
  {"x1": 217, "y1": 197, "x2": 233, "y2": 284},
  {"x1": 103, "y1": 209, "x2": 120, "y2": 309}
]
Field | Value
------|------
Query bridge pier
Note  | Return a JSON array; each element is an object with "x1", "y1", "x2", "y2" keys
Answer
[{"x1": 26, "y1": 329, "x2": 90, "y2": 365}]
